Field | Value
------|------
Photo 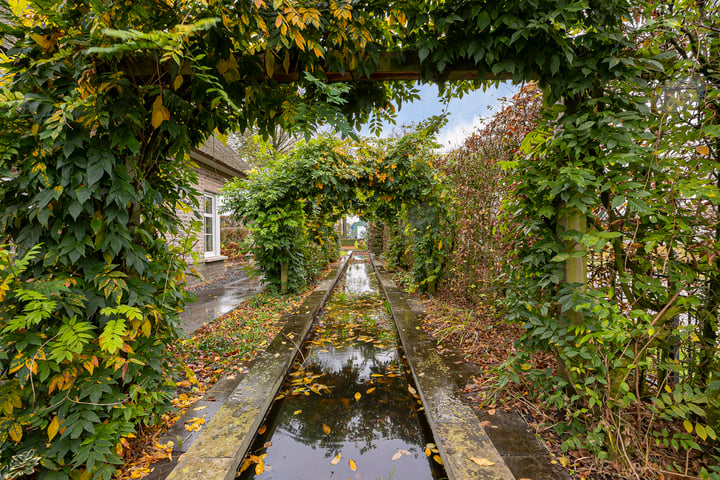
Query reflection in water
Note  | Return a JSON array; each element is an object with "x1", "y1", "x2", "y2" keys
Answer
[{"x1": 238, "y1": 254, "x2": 442, "y2": 480}]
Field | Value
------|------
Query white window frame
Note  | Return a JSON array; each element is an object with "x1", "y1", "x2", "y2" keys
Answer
[{"x1": 203, "y1": 193, "x2": 220, "y2": 257}]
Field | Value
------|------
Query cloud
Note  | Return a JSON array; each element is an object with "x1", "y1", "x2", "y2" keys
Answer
[{"x1": 359, "y1": 82, "x2": 520, "y2": 150}]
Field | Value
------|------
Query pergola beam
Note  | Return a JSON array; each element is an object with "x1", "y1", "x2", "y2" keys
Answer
[{"x1": 125, "y1": 51, "x2": 511, "y2": 83}]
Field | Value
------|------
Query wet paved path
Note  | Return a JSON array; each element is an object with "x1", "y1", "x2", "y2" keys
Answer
[{"x1": 181, "y1": 275, "x2": 265, "y2": 335}]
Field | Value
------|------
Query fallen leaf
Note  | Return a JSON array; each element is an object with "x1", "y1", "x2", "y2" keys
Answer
[
  {"x1": 366, "y1": 387, "x2": 376, "y2": 394},
  {"x1": 354, "y1": 392, "x2": 361, "y2": 402},
  {"x1": 293, "y1": 409, "x2": 302, "y2": 415},
  {"x1": 479, "y1": 420, "x2": 491, "y2": 428},
  {"x1": 349, "y1": 458, "x2": 357, "y2": 471},
  {"x1": 399, "y1": 449, "x2": 411, "y2": 456},
  {"x1": 433, "y1": 455, "x2": 443, "y2": 465},
  {"x1": 323, "y1": 424, "x2": 331, "y2": 434},
  {"x1": 424, "y1": 448, "x2": 431, "y2": 457},
  {"x1": 258, "y1": 425, "x2": 267, "y2": 435},
  {"x1": 392, "y1": 451, "x2": 402, "y2": 461},
  {"x1": 193, "y1": 405, "x2": 208, "y2": 411},
  {"x1": 408, "y1": 385, "x2": 417, "y2": 395},
  {"x1": 487, "y1": 408, "x2": 496, "y2": 415},
  {"x1": 697, "y1": 145, "x2": 710, "y2": 155},
  {"x1": 239, "y1": 458, "x2": 253, "y2": 473},
  {"x1": 255, "y1": 459, "x2": 264, "y2": 475},
  {"x1": 331, "y1": 453, "x2": 342, "y2": 465},
  {"x1": 264, "y1": 441, "x2": 272, "y2": 448},
  {"x1": 470, "y1": 456, "x2": 495, "y2": 466}
]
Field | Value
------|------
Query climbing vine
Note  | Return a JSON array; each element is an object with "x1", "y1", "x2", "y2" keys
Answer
[
  {"x1": 223, "y1": 122, "x2": 450, "y2": 293},
  {"x1": 3, "y1": 0, "x2": 716, "y2": 477}
]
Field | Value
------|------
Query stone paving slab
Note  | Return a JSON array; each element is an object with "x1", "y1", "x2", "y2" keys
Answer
[
  {"x1": 164, "y1": 253, "x2": 352, "y2": 480},
  {"x1": 370, "y1": 256, "x2": 515, "y2": 480}
]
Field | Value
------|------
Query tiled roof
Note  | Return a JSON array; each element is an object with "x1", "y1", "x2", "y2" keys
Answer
[{"x1": 191, "y1": 136, "x2": 249, "y2": 178}]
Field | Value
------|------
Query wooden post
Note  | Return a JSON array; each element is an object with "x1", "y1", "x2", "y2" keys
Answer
[
  {"x1": 280, "y1": 262, "x2": 289, "y2": 294},
  {"x1": 556, "y1": 205, "x2": 587, "y2": 383},
  {"x1": 560, "y1": 207, "x2": 587, "y2": 299}
]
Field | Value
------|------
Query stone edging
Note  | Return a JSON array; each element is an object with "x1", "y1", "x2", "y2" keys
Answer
[
  {"x1": 166, "y1": 252, "x2": 353, "y2": 480},
  {"x1": 370, "y1": 255, "x2": 516, "y2": 480}
]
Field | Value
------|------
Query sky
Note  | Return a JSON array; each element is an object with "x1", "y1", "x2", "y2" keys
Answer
[{"x1": 358, "y1": 81, "x2": 519, "y2": 151}]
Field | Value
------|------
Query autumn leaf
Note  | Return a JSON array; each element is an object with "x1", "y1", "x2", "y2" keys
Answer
[
  {"x1": 470, "y1": 456, "x2": 495, "y2": 466},
  {"x1": 258, "y1": 425, "x2": 267, "y2": 435},
  {"x1": 8, "y1": 422, "x2": 22, "y2": 442},
  {"x1": 433, "y1": 455, "x2": 443, "y2": 465},
  {"x1": 293, "y1": 409, "x2": 302, "y2": 415},
  {"x1": 408, "y1": 385, "x2": 417, "y2": 395},
  {"x1": 349, "y1": 458, "x2": 357, "y2": 471},
  {"x1": 684, "y1": 419, "x2": 693, "y2": 433},
  {"x1": 331, "y1": 453, "x2": 341, "y2": 465},
  {"x1": 255, "y1": 459, "x2": 264, "y2": 475},
  {"x1": 151, "y1": 95, "x2": 170, "y2": 129},
  {"x1": 696, "y1": 145, "x2": 710, "y2": 155},
  {"x1": 184, "y1": 417, "x2": 205, "y2": 432},
  {"x1": 354, "y1": 392, "x2": 361, "y2": 402},
  {"x1": 173, "y1": 74, "x2": 183, "y2": 90},
  {"x1": 366, "y1": 387, "x2": 376, "y2": 394},
  {"x1": 322, "y1": 424, "x2": 331, "y2": 434},
  {"x1": 240, "y1": 458, "x2": 253, "y2": 473},
  {"x1": 391, "y1": 451, "x2": 402, "y2": 461},
  {"x1": 48, "y1": 415, "x2": 61, "y2": 441}
]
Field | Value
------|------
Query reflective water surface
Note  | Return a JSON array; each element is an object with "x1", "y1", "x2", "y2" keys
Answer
[{"x1": 237, "y1": 254, "x2": 443, "y2": 480}]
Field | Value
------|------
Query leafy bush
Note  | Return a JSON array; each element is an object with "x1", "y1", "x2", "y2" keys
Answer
[{"x1": 0, "y1": 245, "x2": 179, "y2": 479}]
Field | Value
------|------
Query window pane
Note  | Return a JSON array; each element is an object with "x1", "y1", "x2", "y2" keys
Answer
[
  {"x1": 205, "y1": 217, "x2": 213, "y2": 253},
  {"x1": 205, "y1": 195, "x2": 213, "y2": 215}
]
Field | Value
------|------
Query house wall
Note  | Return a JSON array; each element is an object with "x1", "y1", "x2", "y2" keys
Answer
[{"x1": 182, "y1": 165, "x2": 231, "y2": 287}]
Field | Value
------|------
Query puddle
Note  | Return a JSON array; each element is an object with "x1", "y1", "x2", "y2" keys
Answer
[{"x1": 237, "y1": 254, "x2": 444, "y2": 479}]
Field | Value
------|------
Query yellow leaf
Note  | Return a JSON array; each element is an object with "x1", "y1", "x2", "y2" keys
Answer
[
  {"x1": 255, "y1": 459, "x2": 264, "y2": 475},
  {"x1": 8, "y1": 422, "x2": 22, "y2": 442},
  {"x1": 349, "y1": 458, "x2": 356, "y2": 471},
  {"x1": 48, "y1": 415, "x2": 60, "y2": 441},
  {"x1": 470, "y1": 456, "x2": 495, "y2": 466},
  {"x1": 283, "y1": 51, "x2": 290, "y2": 73},
  {"x1": 684, "y1": 419, "x2": 693, "y2": 433},
  {"x1": 391, "y1": 451, "x2": 402, "y2": 461},
  {"x1": 31, "y1": 33, "x2": 52, "y2": 50},
  {"x1": 258, "y1": 425, "x2": 267, "y2": 435},
  {"x1": 173, "y1": 75, "x2": 183, "y2": 90},
  {"x1": 424, "y1": 448, "x2": 431, "y2": 457},
  {"x1": 293, "y1": 409, "x2": 302, "y2": 415},
  {"x1": 151, "y1": 95, "x2": 170, "y2": 129},
  {"x1": 264, "y1": 51, "x2": 275, "y2": 78},
  {"x1": 240, "y1": 458, "x2": 253, "y2": 473},
  {"x1": 366, "y1": 387, "x2": 376, "y2": 394},
  {"x1": 322, "y1": 424, "x2": 331, "y2": 434},
  {"x1": 696, "y1": 145, "x2": 710, "y2": 155},
  {"x1": 354, "y1": 392, "x2": 361, "y2": 402},
  {"x1": 433, "y1": 455, "x2": 443, "y2": 465},
  {"x1": 142, "y1": 318, "x2": 152, "y2": 337},
  {"x1": 331, "y1": 453, "x2": 341, "y2": 465},
  {"x1": 408, "y1": 385, "x2": 417, "y2": 396}
]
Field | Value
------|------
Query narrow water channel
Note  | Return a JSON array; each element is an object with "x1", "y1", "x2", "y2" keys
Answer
[{"x1": 237, "y1": 253, "x2": 445, "y2": 480}]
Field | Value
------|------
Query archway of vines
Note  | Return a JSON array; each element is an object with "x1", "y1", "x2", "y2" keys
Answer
[
  {"x1": 223, "y1": 121, "x2": 451, "y2": 294},
  {"x1": 2, "y1": 0, "x2": 718, "y2": 477}
]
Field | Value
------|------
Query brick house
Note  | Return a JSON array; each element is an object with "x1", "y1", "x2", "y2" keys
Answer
[{"x1": 182, "y1": 136, "x2": 249, "y2": 286}]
